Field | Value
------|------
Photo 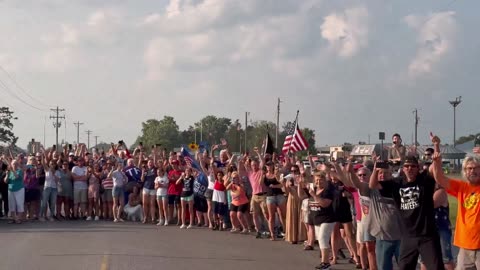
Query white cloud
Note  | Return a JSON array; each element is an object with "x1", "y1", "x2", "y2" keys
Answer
[
  {"x1": 320, "y1": 7, "x2": 369, "y2": 57},
  {"x1": 405, "y1": 11, "x2": 456, "y2": 75}
]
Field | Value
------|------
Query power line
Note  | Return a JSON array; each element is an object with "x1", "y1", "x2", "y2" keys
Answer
[
  {"x1": 50, "y1": 106, "x2": 65, "y2": 150},
  {"x1": 73, "y1": 121, "x2": 84, "y2": 144},
  {"x1": 0, "y1": 77, "x2": 48, "y2": 112},
  {"x1": 0, "y1": 65, "x2": 52, "y2": 108},
  {"x1": 85, "y1": 130, "x2": 92, "y2": 150}
]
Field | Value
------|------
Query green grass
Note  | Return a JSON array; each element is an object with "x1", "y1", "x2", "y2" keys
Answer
[
  {"x1": 446, "y1": 173, "x2": 462, "y2": 227},
  {"x1": 448, "y1": 196, "x2": 458, "y2": 227}
]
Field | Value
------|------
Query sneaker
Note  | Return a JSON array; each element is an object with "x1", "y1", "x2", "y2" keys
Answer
[
  {"x1": 315, "y1": 263, "x2": 331, "y2": 270},
  {"x1": 114, "y1": 219, "x2": 119, "y2": 223},
  {"x1": 164, "y1": 220, "x2": 169, "y2": 226},
  {"x1": 86, "y1": 216, "x2": 92, "y2": 221},
  {"x1": 48, "y1": 217, "x2": 55, "y2": 222},
  {"x1": 240, "y1": 229, "x2": 249, "y2": 234},
  {"x1": 39, "y1": 217, "x2": 46, "y2": 222},
  {"x1": 255, "y1": 232, "x2": 262, "y2": 239},
  {"x1": 118, "y1": 218, "x2": 125, "y2": 222},
  {"x1": 187, "y1": 225, "x2": 193, "y2": 229},
  {"x1": 180, "y1": 224, "x2": 186, "y2": 229},
  {"x1": 156, "y1": 221, "x2": 163, "y2": 226},
  {"x1": 94, "y1": 216, "x2": 100, "y2": 221}
]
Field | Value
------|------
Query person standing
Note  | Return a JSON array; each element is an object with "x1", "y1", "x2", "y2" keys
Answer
[
  {"x1": 72, "y1": 158, "x2": 88, "y2": 219},
  {"x1": 284, "y1": 164, "x2": 307, "y2": 245},
  {"x1": 40, "y1": 158, "x2": 60, "y2": 222},
  {"x1": 110, "y1": 163, "x2": 127, "y2": 222},
  {"x1": 370, "y1": 155, "x2": 444, "y2": 270},
  {"x1": 4, "y1": 160, "x2": 25, "y2": 224},
  {"x1": 431, "y1": 134, "x2": 480, "y2": 270}
]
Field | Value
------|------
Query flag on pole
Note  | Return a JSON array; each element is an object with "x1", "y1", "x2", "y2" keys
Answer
[
  {"x1": 281, "y1": 115, "x2": 308, "y2": 154},
  {"x1": 263, "y1": 133, "x2": 275, "y2": 155},
  {"x1": 181, "y1": 147, "x2": 201, "y2": 172}
]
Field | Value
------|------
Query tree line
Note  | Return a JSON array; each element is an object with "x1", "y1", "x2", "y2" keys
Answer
[{"x1": 131, "y1": 115, "x2": 317, "y2": 154}]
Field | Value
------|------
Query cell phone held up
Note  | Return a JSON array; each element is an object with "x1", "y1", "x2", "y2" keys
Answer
[
  {"x1": 376, "y1": 161, "x2": 389, "y2": 169},
  {"x1": 475, "y1": 135, "x2": 480, "y2": 147}
]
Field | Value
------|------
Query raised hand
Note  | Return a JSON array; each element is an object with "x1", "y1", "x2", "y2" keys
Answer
[{"x1": 430, "y1": 132, "x2": 441, "y2": 145}]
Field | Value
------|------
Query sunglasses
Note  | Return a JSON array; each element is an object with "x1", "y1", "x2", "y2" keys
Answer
[
  {"x1": 357, "y1": 174, "x2": 367, "y2": 177},
  {"x1": 424, "y1": 153, "x2": 432, "y2": 156},
  {"x1": 404, "y1": 165, "x2": 418, "y2": 169}
]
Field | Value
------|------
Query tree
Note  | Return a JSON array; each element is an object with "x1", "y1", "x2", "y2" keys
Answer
[
  {"x1": 456, "y1": 134, "x2": 479, "y2": 145},
  {"x1": 302, "y1": 128, "x2": 317, "y2": 154},
  {"x1": 0, "y1": 107, "x2": 18, "y2": 146},
  {"x1": 134, "y1": 116, "x2": 180, "y2": 150},
  {"x1": 194, "y1": 116, "x2": 231, "y2": 146}
]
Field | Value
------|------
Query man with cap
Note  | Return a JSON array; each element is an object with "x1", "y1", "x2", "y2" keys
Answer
[{"x1": 370, "y1": 155, "x2": 444, "y2": 270}]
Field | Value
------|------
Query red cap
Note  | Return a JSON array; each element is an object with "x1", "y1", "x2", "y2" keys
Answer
[{"x1": 353, "y1": 164, "x2": 364, "y2": 171}]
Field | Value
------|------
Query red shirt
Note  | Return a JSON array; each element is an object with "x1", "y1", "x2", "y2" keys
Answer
[{"x1": 167, "y1": 169, "x2": 183, "y2": 195}]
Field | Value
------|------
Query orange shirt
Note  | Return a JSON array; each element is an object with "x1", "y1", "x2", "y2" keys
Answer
[
  {"x1": 447, "y1": 179, "x2": 480, "y2": 249},
  {"x1": 230, "y1": 184, "x2": 249, "y2": 206}
]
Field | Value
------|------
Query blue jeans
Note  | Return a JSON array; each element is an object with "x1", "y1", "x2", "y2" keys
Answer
[
  {"x1": 376, "y1": 239, "x2": 400, "y2": 270},
  {"x1": 41, "y1": 187, "x2": 57, "y2": 218}
]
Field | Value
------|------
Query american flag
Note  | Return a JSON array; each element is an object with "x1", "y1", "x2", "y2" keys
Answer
[
  {"x1": 282, "y1": 118, "x2": 308, "y2": 154},
  {"x1": 181, "y1": 147, "x2": 201, "y2": 171}
]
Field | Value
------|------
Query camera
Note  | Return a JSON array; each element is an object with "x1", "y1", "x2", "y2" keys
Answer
[
  {"x1": 475, "y1": 135, "x2": 480, "y2": 147},
  {"x1": 376, "y1": 161, "x2": 389, "y2": 169}
]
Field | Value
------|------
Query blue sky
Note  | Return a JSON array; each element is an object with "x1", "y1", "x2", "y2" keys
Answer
[{"x1": 0, "y1": 0, "x2": 479, "y2": 149}]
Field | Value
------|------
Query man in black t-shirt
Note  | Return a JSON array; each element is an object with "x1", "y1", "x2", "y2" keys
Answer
[{"x1": 369, "y1": 156, "x2": 444, "y2": 270}]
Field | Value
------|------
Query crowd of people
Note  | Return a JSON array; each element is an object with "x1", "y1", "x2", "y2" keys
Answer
[{"x1": 1, "y1": 133, "x2": 480, "y2": 270}]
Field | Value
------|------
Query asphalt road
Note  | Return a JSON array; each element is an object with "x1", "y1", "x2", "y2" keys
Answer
[{"x1": 0, "y1": 220, "x2": 359, "y2": 270}]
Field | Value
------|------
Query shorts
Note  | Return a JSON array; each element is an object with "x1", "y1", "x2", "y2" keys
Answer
[
  {"x1": 315, "y1": 222, "x2": 336, "y2": 249},
  {"x1": 250, "y1": 194, "x2": 268, "y2": 217},
  {"x1": 457, "y1": 248, "x2": 480, "y2": 269},
  {"x1": 230, "y1": 203, "x2": 249, "y2": 213},
  {"x1": 112, "y1": 186, "x2": 124, "y2": 198},
  {"x1": 73, "y1": 189, "x2": 88, "y2": 204},
  {"x1": 157, "y1": 194, "x2": 168, "y2": 201},
  {"x1": 24, "y1": 188, "x2": 41, "y2": 203},
  {"x1": 194, "y1": 196, "x2": 207, "y2": 213},
  {"x1": 335, "y1": 208, "x2": 353, "y2": 223},
  {"x1": 143, "y1": 188, "x2": 156, "y2": 196},
  {"x1": 102, "y1": 189, "x2": 113, "y2": 202},
  {"x1": 266, "y1": 194, "x2": 286, "y2": 206},
  {"x1": 181, "y1": 195, "x2": 194, "y2": 202},
  {"x1": 204, "y1": 189, "x2": 213, "y2": 200},
  {"x1": 212, "y1": 201, "x2": 227, "y2": 216},
  {"x1": 356, "y1": 222, "x2": 364, "y2": 243},
  {"x1": 168, "y1": 195, "x2": 180, "y2": 205}
]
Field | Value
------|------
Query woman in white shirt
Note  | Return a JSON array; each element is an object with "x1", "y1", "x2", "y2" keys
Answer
[
  {"x1": 154, "y1": 167, "x2": 169, "y2": 226},
  {"x1": 40, "y1": 160, "x2": 60, "y2": 222}
]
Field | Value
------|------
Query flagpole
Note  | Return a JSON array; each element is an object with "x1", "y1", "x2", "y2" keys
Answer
[{"x1": 288, "y1": 110, "x2": 300, "y2": 156}]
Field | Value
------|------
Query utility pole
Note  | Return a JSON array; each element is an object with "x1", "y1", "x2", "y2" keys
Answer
[
  {"x1": 85, "y1": 130, "x2": 92, "y2": 150},
  {"x1": 50, "y1": 106, "x2": 65, "y2": 150},
  {"x1": 449, "y1": 96, "x2": 462, "y2": 147},
  {"x1": 413, "y1": 109, "x2": 419, "y2": 152},
  {"x1": 276, "y1": 98, "x2": 281, "y2": 150},
  {"x1": 245, "y1": 112, "x2": 249, "y2": 153},
  {"x1": 74, "y1": 121, "x2": 84, "y2": 145},
  {"x1": 94, "y1": 135, "x2": 100, "y2": 148}
]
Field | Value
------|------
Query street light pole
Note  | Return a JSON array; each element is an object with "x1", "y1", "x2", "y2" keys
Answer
[{"x1": 449, "y1": 96, "x2": 462, "y2": 147}]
